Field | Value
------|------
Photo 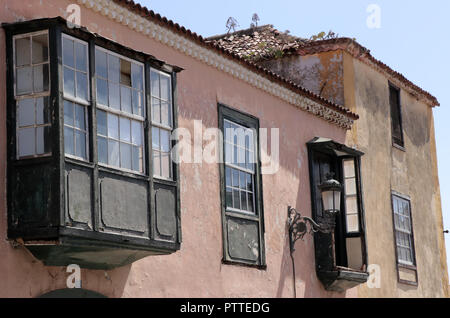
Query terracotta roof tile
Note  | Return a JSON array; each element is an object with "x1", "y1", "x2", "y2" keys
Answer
[{"x1": 109, "y1": 0, "x2": 359, "y2": 120}]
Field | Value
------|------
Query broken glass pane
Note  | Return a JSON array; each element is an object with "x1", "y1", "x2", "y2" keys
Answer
[
  {"x1": 36, "y1": 126, "x2": 51, "y2": 154},
  {"x1": 33, "y1": 64, "x2": 49, "y2": 93},
  {"x1": 32, "y1": 33, "x2": 48, "y2": 64}
]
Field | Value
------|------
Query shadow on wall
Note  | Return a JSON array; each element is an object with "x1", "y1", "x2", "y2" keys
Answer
[{"x1": 3, "y1": 244, "x2": 132, "y2": 298}]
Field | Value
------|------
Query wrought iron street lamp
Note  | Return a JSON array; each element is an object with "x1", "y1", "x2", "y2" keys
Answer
[{"x1": 287, "y1": 174, "x2": 342, "y2": 254}]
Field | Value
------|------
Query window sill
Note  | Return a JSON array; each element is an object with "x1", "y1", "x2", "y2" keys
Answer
[
  {"x1": 222, "y1": 259, "x2": 267, "y2": 271},
  {"x1": 392, "y1": 142, "x2": 406, "y2": 152}
]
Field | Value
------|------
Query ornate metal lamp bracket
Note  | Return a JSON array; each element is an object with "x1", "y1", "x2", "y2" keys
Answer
[{"x1": 287, "y1": 206, "x2": 331, "y2": 254}]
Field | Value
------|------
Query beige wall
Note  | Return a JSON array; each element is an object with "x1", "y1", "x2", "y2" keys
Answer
[
  {"x1": 0, "y1": 0, "x2": 355, "y2": 297},
  {"x1": 343, "y1": 52, "x2": 448, "y2": 297}
]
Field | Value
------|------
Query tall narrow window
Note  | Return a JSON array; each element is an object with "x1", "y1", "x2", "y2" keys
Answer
[
  {"x1": 14, "y1": 31, "x2": 51, "y2": 158},
  {"x1": 224, "y1": 120, "x2": 256, "y2": 214},
  {"x1": 392, "y1": 194, "x2": 415, "y2": 266},
  {"x1": 389, "y1": 84, "x2": 404, "y2": 147},
  {"x1": 63, "y1": 34, "x2": 89, "y2": 160},
  {"x1": 151, "y1": 69, "x2": 173, "y2": 179},
  {"x1": 343, "y1": 158, "x2": 360, "y2": 233},
  {"x1": 95, "y1": 47, "x2": 145, "y2": 173},
  {"x1": 219, "y1": 104, "x2": 265, "y2": 267}
]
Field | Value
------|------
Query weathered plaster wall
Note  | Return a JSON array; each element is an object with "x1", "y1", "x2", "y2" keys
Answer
[
  {"x1": 258, "y1": 51, "x2": 345, "y2": 106},
  {"x1": 344, "y1": 54, "x2": 448, "y2": 297},
  {"x1": 0, "y1": 0, "x2": 354, "y2": 298}
]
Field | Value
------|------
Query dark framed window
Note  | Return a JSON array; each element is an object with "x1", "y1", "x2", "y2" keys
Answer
[
  {"x1": 389, "y1": 84, "x2": 404, "y2": 148},
  {"x1": 307, "y1": 138, "x2": 368, "y2": 291},
  {"x1": 219, "y1": 104, "x2": 265, "y2": 268},
  {"x1": 4, "y1": 18, "x2": 182, "y2": 269},
  {"x1": 391, "y1": 193, "x2": 418, "y2": 285}
]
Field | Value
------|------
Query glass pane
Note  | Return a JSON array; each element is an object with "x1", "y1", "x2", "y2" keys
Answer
[
  {"x1": 64, "y1": 100, "x2": 74, "y2": 126},
  {"x1": 152, "y1": 127, "x2": 160, "y2": 149},
  {"x1": 33, "y1": 64, "x2": 49, "y2": 93},
  {"x1": 64, "y1": 67, "x2": 75, "y2": 97},
  {"x1": 95, "y1": 49, "x2": 107, "y2": 78},
  {"x1": 224, "y1": 142, "x2": 232, "y2": 164},
  {"x1": 161, "y1": 152, "x2": 171, "y2": 178},
  {"x1": 15, "y1": 37, "x2": 31, "y2": 67},
  {"x1": 36, "y1": 126, "x2": 51, "y2": 154},
  {"x1": 75, "y1": 130, "x2": 86, "y2": 159},
  {"x1": 74, "y1": 104, "x2": 85, "y2": 130},
  {"x1": 240, "y1": 191, "x2": 248, "y2": 211},
  {"x1": 153, "y1": 151, "x2": 161, "y2": 176},
  {"x1": 36, "y1": 97, "x2": 50, "y2": 125},
  {"x1": 75, "y1": 42, "x2": 87, "y2": 71},
  {"x1": 132, "y1": 90, "x2": 143, "y2": 116},
  {"x1": 120, "y1": 85, "x2": 132, "y2": 113},
  {"x1": 152, "y1": 98, "x2": 160, "y2": 123},
  {"x1": 238, "y1": 147, "x2": 245, "y2": 168},
  {"x1": 120, "y1": 142, "x2": 131, "y2": 170},
  {"x1": 246, "y1": 151, "x2": 254, "y2": 171},
  {"x1": 132, "y1": 145, "x2": 142, "y2": 172},
  {"x1": 246, "y1": 174, "x2": 252, "y2": 191},
  {"x1": 32, "y1": 34, "x2": 48, "y2": 64},
  {"x1": 18, "y1": 98, "x2": 35, "y2": 127},
  {"x1": 247, "y1": 193, "x2": 254, "y2": 212},
  {"x1": 131, "y1": 63, "x2": 143, "y2": 90},
  {"x1": 119, "y1": 117, "x2": 131, "y2": 142},
  {"x1": 345, "y1": 196, "x2": 358, "y2": 214},
  {"x1": 225, "y1": 167, "x2": 232, "y2": 187},
  {"x1": 108, "y1": 55, "x2": 120, "y2": 83},
  {"x1": 63, "y1": 37, "x2": 74, "y2": 68},
  {"x1": 161, "y1": 101, "x2": 170, "y2": 126},
  {"x1": 131, "y1": 121, "x2": 142, "y2": 145},
  {"x1": 150, "y1": 70, "x2": 160, "y2": 97},
  {"x1": 108, "y1": 82, "x2": 120, "y2": 110},
  {"x1": 97, "y1": 136, "x2": 108, "y2": 164},
  {"x1": 108, "y1": 140, "x2": 119, "y2": 166},
  {"x1": 18, "y1": 127, "x2": 35, "y2": 157},
  {"x1": 226, "y1": 187, "x2": 233, "y2": 208},
  {"x1": 346, "y1": 214, "x2": 359, "y2": 233},
  {"x1": 64, "y1": 126, "x2": 74, "y2": 155},
  {"x1": 343, "y1": 159, "x2": 355, "y2": 178},
  {"x1": 16, "y1": 66, "x2": 33, "y2": 95},
  {"x1": 97, "y1": 110, "x2": 107, "y2": 136},
  {"x1": 160, "y1": 129, "x2": 170, "y2": 152},
  {"x1": 160, "y1": 74, "x2": 171, "y2": 101},
  {"x1": 96, "y1": 78, "x2": 108, "y2": 106},
  {"x1": 120, "y1": 59, "x2": 131, "y2": 86},
  {"x1": 76, "y1": 72, "x2": 88, "y2": 101},
  {"x1": 232, "y1": 169, "x2": 239, "y2": 187},
  {"x1": 107, "y1": 113, "x2": 119, "y2": 139},
  {"x1": 345, "y1": 177, "x2": 357, "y2": 196},
  {"x1": 239, "y1": 171, "x2": 247, "y2": 190},
  {"x1": 233, "y1": 189, "x2": 240, "y2": 210}
]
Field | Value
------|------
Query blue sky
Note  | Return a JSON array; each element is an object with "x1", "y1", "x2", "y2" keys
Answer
[{"x1": 136, "y1": 0, "x2": 450, "y2": 276}]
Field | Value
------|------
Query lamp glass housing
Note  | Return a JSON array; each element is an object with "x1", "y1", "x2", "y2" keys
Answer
[{"x1": 321, "y1": 189, "x2": 341, "y2": 214}]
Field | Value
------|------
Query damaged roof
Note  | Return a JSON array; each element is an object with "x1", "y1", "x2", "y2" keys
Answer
[
  {"x1": 207, "y1": 25, "x2": 439, "y2": 107},
  {"x1": 108, "y1": 0, "x2": 359, "y2": 121}
]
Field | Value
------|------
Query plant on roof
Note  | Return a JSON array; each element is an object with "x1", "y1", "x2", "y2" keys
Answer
[{"x1": 226, "y1": 17, "x2": 239, "y2": 34}]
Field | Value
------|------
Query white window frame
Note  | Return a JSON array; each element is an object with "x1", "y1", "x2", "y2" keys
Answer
[
  {"x1": 150, "y1": 68, "x2": 173, "y2": 181},
  {"x1": 392, "y1": 194, "x2": 415, "y2": 266},
  {"x1": 13, "y1": 30, "x2": 51, "y2": 160},
  {"x1": 95, "y1": 46, "x2": 146, "y2": 175},
  {"x1": 223, "y1": 119, "x2": 257, "y2": 215},
  {"x1": 62, "y1": 33, "x2": 90, "y2": 162}
]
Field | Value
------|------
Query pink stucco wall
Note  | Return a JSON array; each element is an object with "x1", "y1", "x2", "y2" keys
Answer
[{"x1": 0, "y1": 0, "x2": 355, "y2": 298}]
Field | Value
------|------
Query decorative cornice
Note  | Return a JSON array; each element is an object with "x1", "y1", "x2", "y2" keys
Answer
[{"x1": 76, "y1": 0, "x2": 355, "y2": 129}]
